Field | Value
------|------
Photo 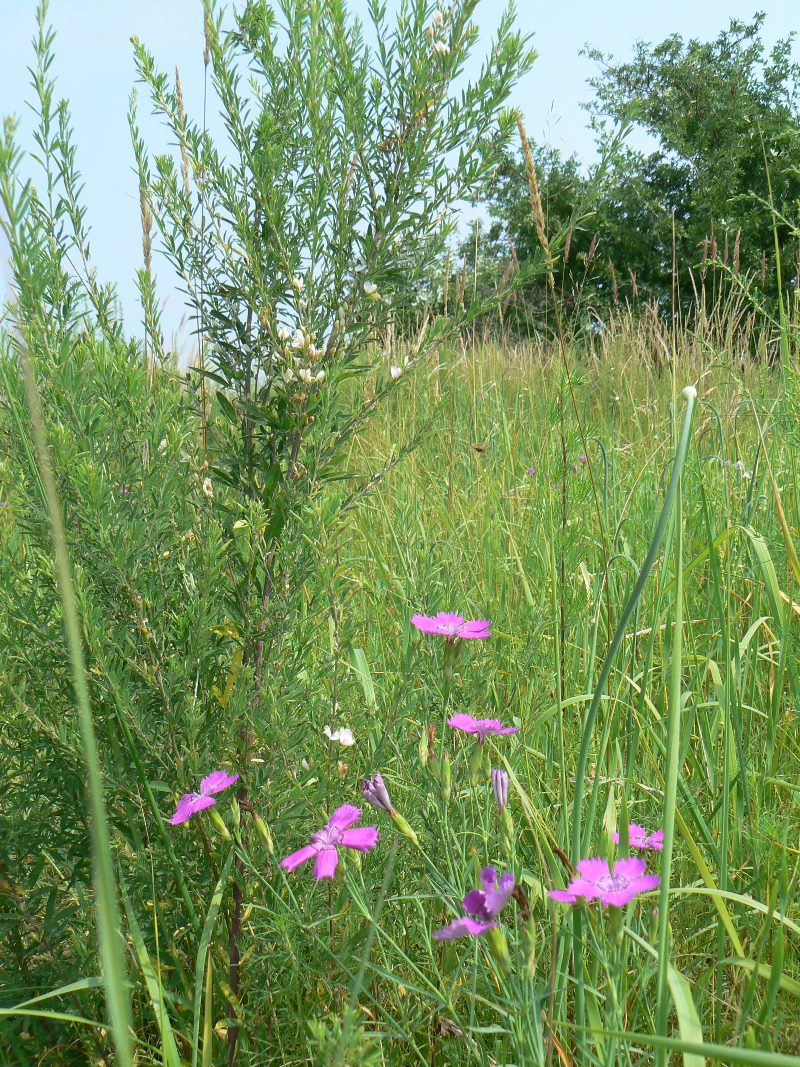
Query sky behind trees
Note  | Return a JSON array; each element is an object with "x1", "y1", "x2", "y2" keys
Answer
[{"x1": 0, "y1": 0, "x2": 797, "y2": 338}]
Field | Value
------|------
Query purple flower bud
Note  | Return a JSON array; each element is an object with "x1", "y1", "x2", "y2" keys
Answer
[
  {"x1": 571, "y1": 465, "x2": 578, "y2": 475},
  {"x1": 491, "y1": 768, "x2": 509, "y2": 812},
  {"x1": 526, "y1": 466, "x2": 536, "y2": 476},
  {"x1": 579, "y1": 454, "x2": 588, "y2": 463},
  {"x1": 362, "y1": 773, "x2": 393, "y2": 813}
]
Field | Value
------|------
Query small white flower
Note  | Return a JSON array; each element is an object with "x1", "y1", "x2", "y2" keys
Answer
[
  {"x1": 734, "y1": 460, "x2": 745, "y2": 473},
  {"x1": 292, "y1": 274, "x2": 305, "y2": 292},
  {"x1": 281, "y1": 365, "x2": 295, "y2": 384},
  {"x1": 390, "y1": 365, "x2": 403, "y2": 380},
  {"x1": 298, "y1": 367, "x2": 314, "y2": 384},
  {"x1": 278, "y1": 325, "x2": 292, "y2": 342},
  {"x1": 158, "y1": 438, "x2": 168, "y2": 454},
  {"x1": 202, "y1": 477, "x2": 213, "y2": 499},
  {"x1": 308, "y1": 344, "x2": 325, "y2": 361},
  {"x1": 432, "y1": 8, "x2": 444, "y2": 27},
  {"x1": 323, "y1": 725, "x2": 355, "y2": 747},
  {"x1": 393, "y1": 233, "x2": 402, "y2": 247},
  {"x1": 315, "y1": 369, "x2": 325, "y2": 383},
  {"x1": 355, "y1": 261, "x2": 366, "y2": 274},
  {"x1": 290, "y1": 328, "x2": 305, "y2": 349},
  {"x1": 682, "y1": 385, "x2": 697, "y2": 400},
  {"x1": 433, "y1": 40, "x2": 450, "y2": 56},
  {"x1": 363, "y1": 280, "x2": 379, "y2": 300}
]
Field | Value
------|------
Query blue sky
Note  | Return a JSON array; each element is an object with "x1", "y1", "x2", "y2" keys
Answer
[{"x1": 0, "y1": 0, "x2": 797, "y2": 339}]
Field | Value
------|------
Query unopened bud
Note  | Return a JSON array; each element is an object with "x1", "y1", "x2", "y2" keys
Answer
[
  {"x1": 440, "y1": 754, "x2": 451, "y2": 803},
  {"x1": 491, "y1": 768, "x2": 509, "y2": 812},
  {"x1": 418, "y1": 729, "x2": 429, "y2": 768},
  {"x1": 486, "y1": 925, "x2": 511, "y2": 973},
  {"x1": 253, "y1": 814, "x2": 274, "y2": 853},
  {"x1": 390, "y1": 810, "x2": 420, "y2": 847},
  {"x1": 209, "y1": 807, "x2": 231, "y2": 841}
]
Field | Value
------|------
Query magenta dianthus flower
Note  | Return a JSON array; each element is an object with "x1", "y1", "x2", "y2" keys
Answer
[
  {"x1": 170, "y1": 769, "x2": 239, "y2": 825},
  {"x1": 611, "y1": 824, "x2": 664, "y2": 851},
  {"x1": 548, "y1": 856, "x2": 659, "y2": 908},
  {"x1": 411, "y1": 612, "x2": 491, "y2": 641},
  {"x1": 448, "y1": 713, "x2": 517, "y2": 743},
  {"x1": 281, "y1": 805, "x2": 378, "y2": 880},
  {"x1": 434, "y1": 866, "x2": 515, "y2": 940}
]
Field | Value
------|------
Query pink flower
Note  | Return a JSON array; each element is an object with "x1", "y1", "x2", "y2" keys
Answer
[
  {"x1": 448, "y1": 713, "x2": 517, "y2": 743},
  {"x1": 281, "y1": 805, "x2": 379, "y2": 880},
  {"x1": 611, "y1": 824, "x2": 664, "y2": 851},
  {"x1": 434, "y1": 866, "x2": 515, "y2": 939},
  {"x1": 411, "y1": 612, "x2": 491, "y2": 641},
  {"x1": 548, "y1": 857, "x2": 660, "y2": 908},
  {"x1": 170, "y1": 770, "x2": 239, "y2": 825}
]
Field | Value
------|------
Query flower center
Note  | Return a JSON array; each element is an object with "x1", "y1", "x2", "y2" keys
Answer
[
  {"x1": 312, "y1": 827, "x2": 342, "y2": 850},
  {"x1": 597, "y1": 874, "x2": 629, "y2": 893}
]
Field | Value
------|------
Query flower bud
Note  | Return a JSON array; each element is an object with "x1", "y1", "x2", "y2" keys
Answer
[
  {"x1": 491, "y1": 768, "x2": 508, "y2": 812},
  {"x1": 362, "y1": 773, "x2": 392, "y2": 813},
  {"x1": 252, "y1": 814, "x2": 274, "y2": 853},
  {"x1": 390, "y1": 810, "x2": 420, "y2": 848},
  {"x1": 209, "y1": 807, "x2": 231, "y2": 841},
  {"x1": 418, "y1": 729, "x2": 429, "y2": 768},
  {"x1": 469, "y1": 742, "x2": 484, "y2": 786},
  {"x1": 440, "y1": 753, "x2": 451, "y2": 803},
  {"x1": 486, "y1": 925, "x2": 511, "y2": 973}
]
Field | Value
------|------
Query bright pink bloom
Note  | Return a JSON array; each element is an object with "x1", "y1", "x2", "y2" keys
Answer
[
  {"x1": 411, "y1": 612, "x2": 491, "y2": 641},
  {"x1": 448, "y1": 713, "x2": 517, "y2": 743},
  {"x1": 434, "y1": 866, "x2": 515, "y2": 940},
  {"x1": 281, "y1": 805, "x2": 378, "y2": 881},
  {"x1": 548, "y1": 856, "x2": 659, "y2": 908},
  {"x1": 611, "y1": 824, "x2": 664, "y2": 851},
  {"x1": 170, "y1": 770, "x2": 239, "y2": 825}
]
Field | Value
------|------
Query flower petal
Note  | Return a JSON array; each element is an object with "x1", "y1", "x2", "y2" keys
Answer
[
  {"x1": 170, "y1": 793, "x2": 215, "y2": 825},
  {"x1": 314, "y1": 848, "x2": 339, "y2": 880},
  {"x1": 280, "y1": 844, "x2": 317, "y2": 872},
  {"x1": 548, "y1": 889, "x2": 578, "y2": 904},
  {"x1": 612, "y1": 856, "x2": 648, "y2": 881},
  {"x1": 341, "y1": 826, "x2": 379, "y2": 852},
  {"x1": 630, "y1": 874, "x2": 661, "y2": 895},
  {"x1": 433, "y1": 916, "x2": 496, "y2": 940},
  {"x1": 447, "y1": 713, "x2": 478, "y2": 734},
  {"x1": 327, "y1": 804, "x2": 362, "y2": 831},
  {"x1": 599, "y1": 887, "x2": 639, "y2": 907},
  {"x1": 462, "y1": 889, "x2": 490, "y2": 920},
  {"x1": 200, "y1": 770, "x2": 239, "y2": 796},
  {"x1": 459, "y1": 619, "x2": 491, "y2": 639},
  {"x1": 575, "y1": 857, "x2": 611, "y2": 882}
]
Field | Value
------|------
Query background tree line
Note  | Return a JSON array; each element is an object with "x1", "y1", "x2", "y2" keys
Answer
[{"x1": 419, "y1": 14, "x2": 800, "y2": 340}]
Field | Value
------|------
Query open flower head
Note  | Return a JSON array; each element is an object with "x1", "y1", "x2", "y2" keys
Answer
[
  {"x1": 170, "y1": 770, "x2": 239, "y2": 825},
  {"x1": 448, "y1": 713, "x2": 517, "y2": 743},
  {"x1": 281, "y1": 805, "x2": 378, "y2": 880},
  {"x1": 434, "y1": 866, "x2": 515, "y2": 939},
  {"x1": 611, "y1": 824, "x2": 664, "y2": 851},
  {"x1": 323, "y1": 725, "x2": 355, "y2": 747},
  {"x1": 548, "y1": 857, "x2": 660, "y2": 908},
  {"x1": 411, "y1": 612, "x2": 490, "y2": 641}
]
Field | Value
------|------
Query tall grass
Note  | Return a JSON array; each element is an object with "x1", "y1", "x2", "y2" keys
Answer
[{"x1": 7, "y1": 313, "x2": 799, "y2": 1062}]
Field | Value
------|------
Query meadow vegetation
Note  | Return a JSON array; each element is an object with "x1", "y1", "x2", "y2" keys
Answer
[{"x1": 2, "y1": 2, "x2": 800, "y2": 1065}]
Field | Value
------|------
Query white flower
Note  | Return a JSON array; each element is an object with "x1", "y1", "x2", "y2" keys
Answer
[
  {"x1": 355, "y1": 261, "x2": 366, "y2": 274},
  {"x1": 292, "y1": 274, "x2": 305, "y2": 292},
  {"x1": 290, "y1": 328, "x2": 305, "y2": 349},
  {"x1": 299, "y1": 367, "x2": 325, "y2": 385},
  {"x1": 682, "y1": 385, "x2": 697, "y2": 400},
  {"x1": 308, "y1": 344, "x2": 325, "y2": 361},
  {"x1": 281, "y1": 365, "x2": 295, "y2": 384},
  {"x1": 432, "y1": 8, "x2": 444, "y2": 27},
  {"x1": 158, "y1": 438, "x2": 168, "y2": 454},
  {"x1": 202, "y1": 477, "x2": 213, "y2": 499},
  {"x1": 433, "y1": 40, "x2": 450, "y2": 56},
  {"x1": 278, "y1": 325, "x2": 292, "y2": 342},
  {"x1": 393, "y1": 233, "x2": 402, "y2": 247},
  {"x1": 390, "y1": 365, "x2": 403, "y2": 380},
  {"x1": 363, "y1": 280, "x2": 379, "y2": 300},
  {"x1": 323, "y1": 725, "x2": 355, "y2": 747}
]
